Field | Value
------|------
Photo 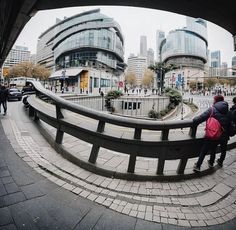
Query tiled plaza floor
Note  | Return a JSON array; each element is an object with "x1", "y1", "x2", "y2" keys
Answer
[{"x1": 1, "y1": 101, "x2": 236, "y2": 229}]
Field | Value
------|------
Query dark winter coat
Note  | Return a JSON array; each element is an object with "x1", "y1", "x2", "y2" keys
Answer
[
  {"x1": 228, "y1": 104, "x2": 236, "y2": 122},
  {"x1": 0, "y1": 86, "x2": 8, "y2": 102},
  {"x1": 193, "y1": 101, "x2": 230, "y2": 140}
]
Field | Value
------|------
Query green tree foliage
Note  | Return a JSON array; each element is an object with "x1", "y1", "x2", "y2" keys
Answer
[
  {"x1": 148, "y1": 62, "x2": 178, "y2": 94},
  {"x1": 165, "y1": 87, "x2": 182, "y2": 105}
]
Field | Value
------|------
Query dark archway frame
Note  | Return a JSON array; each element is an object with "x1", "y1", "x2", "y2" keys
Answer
[{"x1": 0, "y1": 0, "x2": 236, "y2": 67}]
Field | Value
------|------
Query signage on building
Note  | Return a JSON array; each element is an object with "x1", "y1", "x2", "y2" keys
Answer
[
  {"x1": 118, "y1": 81, "x2": 123, "y2": 87},
  {"x1": 2, "y1": 67, "x2": 9, "y2": 76}
]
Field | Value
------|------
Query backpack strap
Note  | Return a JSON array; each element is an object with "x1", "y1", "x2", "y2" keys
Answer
[{"x1": 210, "y1": 107, "x2": 214, "y2": 117}]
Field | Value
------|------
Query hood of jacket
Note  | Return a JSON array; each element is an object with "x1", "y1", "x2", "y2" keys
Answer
[{"x1": 214, "y1": 101, "x2": 228, "y2": 114}]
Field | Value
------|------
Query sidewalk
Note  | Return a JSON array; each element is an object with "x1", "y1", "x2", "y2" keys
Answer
[{"x1": 1, "y1": 102, "x2": 236, "y2": 229}]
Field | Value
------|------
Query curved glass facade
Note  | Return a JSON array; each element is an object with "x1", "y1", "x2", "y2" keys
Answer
[
  {"x1": 37, "y1": 9, "x2": 125, "y2": 74},
  {"x1": 54, "y1": 28, "x2": 123, "y2": 69},
  {"x1": 160, "y1": 17, "x2": 208, "y2": 70}
]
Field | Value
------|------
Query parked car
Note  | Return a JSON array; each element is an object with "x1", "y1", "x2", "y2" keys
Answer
[
  {"x1": 21, "y1": 85, "x2": 35, "y2": 95},
  {"x1": 8, "y1": 88, "x2": 22, "y2": 101}
]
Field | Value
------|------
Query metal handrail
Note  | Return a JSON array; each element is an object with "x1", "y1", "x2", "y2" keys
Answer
[{"x1": 26, "y1": 81, "x2": 208, "y2": 178}]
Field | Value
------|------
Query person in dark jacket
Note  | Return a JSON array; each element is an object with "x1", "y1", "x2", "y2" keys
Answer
[
  {"x1": 0, "y1": 84, "x2": 9, "y2": 115},
  {"x1": 193, "y1": 95, "x2": 230, "y2": 172},
  {"x1": 228, "y1": 96, "x2": 236, "y2": 137}
]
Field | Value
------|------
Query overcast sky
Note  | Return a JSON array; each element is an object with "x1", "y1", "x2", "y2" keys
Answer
[{"x1": 15, "y1": 5, "x2": 235, "y2": 67}]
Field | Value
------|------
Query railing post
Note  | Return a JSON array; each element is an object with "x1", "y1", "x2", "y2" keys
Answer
[
  {"x1": 55, "y1": 129, "x2": 64, "y2": 144},
  {"x1": 134, "y1": 128, "x2": 142, "y2": 139},
  {"x1": 97, "y1": 120, "x2": 105, "y2": 133},
  {"x1": 56, "y1": 105, "x2": 64, "y2": 119},
  {"x1": 157, "y1": 157, "x2": 165, "y2": 175},
  {"x1": 161, "y1": 129, "x2": 169, "y2": 140},
  {"x1": 189, "y1": 125, "x2": 197, "y2": 138},
  {"x1": 29, "y1": 106, "x2": 34, "y2": 117},
  {"x1": 33, "y1": 111, "x2": 39, "y2": 121},
  {"x1": 88, "y1": 120, "x2": 105, "y2": 164},
  {"x1": 177, "y1": 158, "x2": 188, "y2": 174},
  {"x1": 127, "y1": 128, "x2": 142, "y2": 173},
  {"x1": 55, "y1": 105, "x2": 64, "y2": 144}
]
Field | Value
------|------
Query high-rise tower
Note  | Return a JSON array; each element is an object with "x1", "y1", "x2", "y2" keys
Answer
[
  {"x1": 156, "y1": 30, "x2": 165, "y2": 62},
  {"x1": 140, "y1": 35, "x2": 147, "y2": 57}
]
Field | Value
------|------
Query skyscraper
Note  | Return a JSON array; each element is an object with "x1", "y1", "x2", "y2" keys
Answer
[
  {"x1": 3, "y1": 45, "x2": 30, "y2": 67},
  {"x1": 156, "y1": 30, "x2": 165, "y2": 62},
  {"x1": 147, "y1": 48, "x2": 154, "y2": 66},
  {"x1": 211, "y1": 50, "x2": 221, "y2": 68},
  {"x1": 232, "y1": 56, "x2": 236, "y2": 75},
  {"x1": 140, "y1": 35, "x2": 147, "y2": 57},
  {"x1": 127, "y1": 55, "x2": 147, "y2": 86},
  {"x1": 160, "y1": 17, "x2": 208, "y2": 90},
  {"x1": 221, "y1": 62, "x2": 228, "y2": 76}
]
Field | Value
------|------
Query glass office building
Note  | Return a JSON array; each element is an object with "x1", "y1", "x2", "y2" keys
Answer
[
  {"x1": 160, "y1": 17, "x2": 208, "y2": 90},
  {"x1": 160, "y1": 17, "x2": 208, "y2": 69},
  {"x1": 36, "y1": 9, "x2": 125, "y2": 94}
]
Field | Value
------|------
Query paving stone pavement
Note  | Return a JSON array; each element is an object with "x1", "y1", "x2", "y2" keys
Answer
[{"x1": 1, "y1": 102, "x2": 236, "y2": 229}]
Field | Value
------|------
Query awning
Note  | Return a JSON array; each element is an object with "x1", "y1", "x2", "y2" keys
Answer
[{"x1": 49, "y1": 68, "x2": 86, "y2": 80}]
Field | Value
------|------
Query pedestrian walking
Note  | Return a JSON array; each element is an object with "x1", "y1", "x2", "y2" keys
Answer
[
  {"x1": 0, "y1": 84, "x2": 9, "y2": 115},
  {"x1": 193, "y1": 95, "x2": 230, "y2": 172}
]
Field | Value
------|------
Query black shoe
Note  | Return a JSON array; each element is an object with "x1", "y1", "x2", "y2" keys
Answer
[
  {"x1": 207, "y1": 160, "x2": 214, "y2": 168},
  {"x1": 217, "y1": 159, "x2": 223, "y2": 167},
  {"x1": 193, "y1": 163, "x2": 200, "y2": 172}
]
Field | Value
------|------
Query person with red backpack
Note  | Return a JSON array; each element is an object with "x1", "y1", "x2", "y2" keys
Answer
[{"x1": 193, "y1": 95, "x2": 230, "y2": 172}]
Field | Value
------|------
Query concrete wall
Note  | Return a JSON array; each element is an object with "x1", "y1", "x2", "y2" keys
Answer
[{"x1": 112, "y1": 96, "x2": 170, "y2": 117}]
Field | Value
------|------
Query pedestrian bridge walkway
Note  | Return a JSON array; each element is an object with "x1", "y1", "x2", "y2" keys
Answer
[
  {"x1": 26, "y1": 81, "x2": 236, "y2": 181},
  {"x1": 1, "y1": 101, "x2": 236, "y2": 228}
]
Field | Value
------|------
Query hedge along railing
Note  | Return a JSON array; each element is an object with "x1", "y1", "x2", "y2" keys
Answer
[{"x1": 26, "y1": 81, "x2": 236, "y2": 178}]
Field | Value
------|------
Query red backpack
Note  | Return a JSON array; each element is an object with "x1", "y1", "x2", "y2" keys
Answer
[{"x1": 205, "y1": 107, "x2": 223, "y2": 140}]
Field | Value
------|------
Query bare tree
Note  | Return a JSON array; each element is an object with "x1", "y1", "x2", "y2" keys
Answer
[
  {"x1": 33, "y1": 64, "x2": 51, "y2": 81},
  {"x1": 125, "y1": 72, "x2": 137, "y2": 87},
  {"x1": 142, "y1": 69, "x2": 154, "y2": 88},
  {"x1": 9, "y1": 62, "x2": 51, "y2": 82},
  {"x1": 204, "y1": 78, "x2": 217, "y2": 90},
  {"x1": 9, "y1": 62, "x2": 34, "y2": 77}
]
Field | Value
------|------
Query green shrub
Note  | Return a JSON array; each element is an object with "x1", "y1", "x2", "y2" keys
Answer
[
  {"x1": 168, "y1": 103, "x2": 175, "y2": 110},
  {"x1": 165, "y1": 88, "x2": 182, "y2": 105},
  {"x1": 148, "y1": 109, "x2": 160, "y2": 119},
  {"x1": 160, "y1": 110, "x2": 167, "y2": 116},
  {"x1": 105, "y1": 90, "x2": 123, "y2": 99},
  {"x1": 105, "y1": 90, "x2": 123, "y2": 109}
]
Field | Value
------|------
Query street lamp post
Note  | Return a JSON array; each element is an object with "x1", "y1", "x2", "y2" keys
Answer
[
  {"x1": 180, "y1": 65, "x2": 184, "y2": 120},
  {"x1": 181, "y1": 77, "x2": 184, "y2": 120},
  {"x1": 159, "y1": 67, "x2": 163, "y2": 95}
]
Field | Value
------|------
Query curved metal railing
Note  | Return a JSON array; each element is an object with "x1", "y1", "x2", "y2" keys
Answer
[{"x1": 25, "y1": 81, "x2": 236, "y2": 178}]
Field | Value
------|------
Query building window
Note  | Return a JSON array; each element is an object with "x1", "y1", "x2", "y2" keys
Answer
[{"x1": 94, "y1": 78, "x2": 99, "y2": 87}]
